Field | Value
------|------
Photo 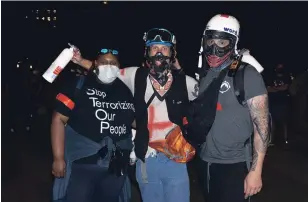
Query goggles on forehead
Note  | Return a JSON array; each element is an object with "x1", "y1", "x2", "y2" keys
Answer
[
  {"x1": 100, "y1": 49, "x2": 119, "y2": 55},
  {"x1": 143, "y1": 28, "x2": 176, "y2": 46}
]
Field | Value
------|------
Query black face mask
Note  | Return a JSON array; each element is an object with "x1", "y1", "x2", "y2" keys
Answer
[
  {"x1": 147, "y1": 52, "x2": 171, "y2": 86},
  {"x1": 203, "y1": 30, "x2": 236, "y2": 68}
]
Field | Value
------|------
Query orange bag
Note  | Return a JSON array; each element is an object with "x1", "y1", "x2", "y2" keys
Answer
[{"x1": 148, "y1": 126, "x2": 196, "y2": 163}]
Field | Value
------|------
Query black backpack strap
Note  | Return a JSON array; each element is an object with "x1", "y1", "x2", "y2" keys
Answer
[
  {"x1": 233, "y1": 63, "x2": 248, "y2": 106},
  {"x1": 146, "y1": 93, "x2": 156, "y2": 108},
  {"x1": 134, "y1": 68, "x2": 148, "y2": 97}
]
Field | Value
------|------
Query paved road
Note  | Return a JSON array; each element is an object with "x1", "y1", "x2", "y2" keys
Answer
[{"x1": 2, "y1": 114, "x2": 308, "y2": 202}]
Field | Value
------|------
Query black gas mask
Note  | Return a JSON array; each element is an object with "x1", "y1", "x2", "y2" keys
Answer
[
  {"x1": 147, "y1": 52, "x2": 172, "y2": 86},
  {"x1": 203, "y1": 30, "x2": 237, "y2": 68}
]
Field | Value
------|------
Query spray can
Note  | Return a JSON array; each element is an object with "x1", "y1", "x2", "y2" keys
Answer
[{"x1": 42, "y1": 43, "x2": 75, "y2": 83}]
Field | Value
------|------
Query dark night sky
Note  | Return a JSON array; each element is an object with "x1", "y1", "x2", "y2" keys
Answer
[{"x1": 2, "y1": 1, "x2": 308, "y2": 80}]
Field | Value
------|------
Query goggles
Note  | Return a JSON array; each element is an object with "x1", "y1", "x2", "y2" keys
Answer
[
  {"x1": 100, "y1": 49, "x2": 119, "y2": 55},
  {"x1": 144, "y1": 28, "x2": 176, "y2": 46}
]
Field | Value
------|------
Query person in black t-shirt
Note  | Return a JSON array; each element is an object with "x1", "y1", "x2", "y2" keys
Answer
[
  {"x1": 51, "y1": 49, "x2": 135, "y2": 202},
  {"x1": 267, "y1": 64, "x2": 291, "y2": 145}
]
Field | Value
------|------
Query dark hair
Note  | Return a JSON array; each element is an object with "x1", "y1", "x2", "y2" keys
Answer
[{"x1": 97, "y1": 52, "x2": 119, "y2": 62}]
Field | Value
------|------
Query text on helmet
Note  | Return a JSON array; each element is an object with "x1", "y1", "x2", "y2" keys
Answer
[{"x1": 223, "y1": 27, "x2": 238, "y2": 36}]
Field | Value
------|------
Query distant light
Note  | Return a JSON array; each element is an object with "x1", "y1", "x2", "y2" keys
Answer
[
  {"x1": 26, "y1": 58, "x2": 29, "y2": 60},
  {"x1": 17, "y1": 64, "x2": 19, "y2": 68},
  {"x1": 25, "y1": 16, "x2": 28, "y2": 18},
  {"x1": 53, "y1": 17, "x2": 56, "y2": 21},
  {"x1": 30, "y1": 65, "x2": 33, "y2": 69},
  {"x1": 47, "y1": 10, "x2": 50, "y2": 13},
  {"x1": 36, "y1": 17, "x2": 39, "y2": 20},
  {"x1": 42, "y1": 17, "x2": 45, "y2": 20},
  {"x1": 53, "y1": 10, "x2": 56, "y2": 13},
  {"x1": 53, "y1": 25, "x2": 56, "y2": 28},
  {"x1": 36, "y1": 10, "x2": 39, "y2": 13},
  {"x1": 103, "y1": 1, "x2": 108, "y2": 4},
  {"x1": 47, "y1": 17, "x2": 51, "y2": 21}
]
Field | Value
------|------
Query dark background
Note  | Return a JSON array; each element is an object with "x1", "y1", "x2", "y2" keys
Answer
[
  {"x1": 2, "y1": 2, "x2": 308, "y2": 202},
  {"x1": 2, "y1": 1, "x2": 308, "y2": 83}
]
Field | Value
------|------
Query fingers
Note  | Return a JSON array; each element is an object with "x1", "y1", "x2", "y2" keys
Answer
[
  {"x1": 244, "y1": 187, "x2": 251, "y2": 199},
  {"x1": 244, "y1": 179, "x2": 247, "y2": 193},
  {"x1": 257, "y1": 187, "x2": 262, "y2": 193},
  {"x1": 73, "y1": 49, "x2": 80, "y2": 56},
  {"x1": 244, "y1": 185, "x2": 262, "y2": 199},
  {"x1": 52, "y1": 168, "x2": 66, "y2": 178}
]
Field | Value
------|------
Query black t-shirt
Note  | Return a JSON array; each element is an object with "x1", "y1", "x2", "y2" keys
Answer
[
  {"x1": 267, "y1": 71, "x2": 291, "y2": 104},
  {"x1": 54, "y1": 74, "x2": 135, "y2": 143}
]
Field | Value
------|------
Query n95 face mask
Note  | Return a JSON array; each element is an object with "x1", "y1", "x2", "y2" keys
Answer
[{"x1": 96, "y1": 65, "x2": 120, "y2": 84}]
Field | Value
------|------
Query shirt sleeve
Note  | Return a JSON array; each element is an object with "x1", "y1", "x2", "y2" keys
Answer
[
  {"x1": 244, "y1": 65, "x2": 268, "y2": 101},
  {"x1": 118, "y1": 67, "x2": 139, "y2": 96},
  {"x1": 185, "y1": 75, "x2": 199, "y2": 101},
  {"x1": 54, "y1": 76, "x2": 79, "y2": 117}
]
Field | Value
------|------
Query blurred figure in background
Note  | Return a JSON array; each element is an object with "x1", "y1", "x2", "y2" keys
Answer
[
  {"x1": 266, "y1": 64, "x2": 292, "y2": 145},
  {"x1": 289, "y1": 68, "x2": 308, "y2": 134},
  {"x1": 27, "y1": 69, "x2": 47, "y2": 129}
]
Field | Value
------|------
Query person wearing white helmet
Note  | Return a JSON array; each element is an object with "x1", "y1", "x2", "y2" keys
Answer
[
  {"x1": 188, "y1": 14, "x2": 269, "y2": 202},
  {"x1": 72, "y1": 28, "x2": 199, "y2": 202}
]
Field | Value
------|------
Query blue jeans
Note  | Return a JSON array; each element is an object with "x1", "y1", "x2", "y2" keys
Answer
[
  {"x1": 65, "y1": 163, "x2": 126, "y2": 202},
  {"x1": 136, "y1": 153, "x2": 190, "y2": 202}
]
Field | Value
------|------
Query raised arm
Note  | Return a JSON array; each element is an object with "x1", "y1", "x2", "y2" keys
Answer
[{"x1": 71, "y1": 46, "x2": 93, "y2": 70}]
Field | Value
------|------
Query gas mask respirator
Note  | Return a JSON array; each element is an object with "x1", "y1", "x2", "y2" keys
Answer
[{"x1": 147, "y1": 52, "x2": 171, "y2": 86}]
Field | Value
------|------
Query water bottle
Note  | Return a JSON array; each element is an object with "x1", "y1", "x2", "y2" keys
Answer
[{"x1": 42, "y1": 43, "x2": 75, "y2": 83}]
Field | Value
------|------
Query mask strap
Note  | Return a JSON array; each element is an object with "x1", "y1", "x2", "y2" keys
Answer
[{"x1": 198, "y1": 46, "x2": 203, "y2": 68}]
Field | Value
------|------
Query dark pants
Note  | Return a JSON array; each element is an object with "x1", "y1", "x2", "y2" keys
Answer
[
  {"x1": 198, "y1": 159, "x2": 248, "y2": 202},
  {"x1": 66, "y1": 163, "x2": 126, "y2": 202},
  {"x1": 270, "y1": 104, "x2": 289, "y2": 124}
]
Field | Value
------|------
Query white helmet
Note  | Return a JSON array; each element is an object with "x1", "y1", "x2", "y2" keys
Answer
[
  {"x1": 199, "y1": 14, "x2": 241, "y2": 69},
  {"x1": 196, "y1": 14, "x2": 262, "y2": 80},
  {"x1": 205, "y1": 14, "x2": 240, "y2": 53},
  {"x1": 205, "y1": 14, "x2": 240, "y2": 39}
]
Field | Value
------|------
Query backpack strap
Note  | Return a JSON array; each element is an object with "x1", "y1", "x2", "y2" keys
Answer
[
  {"x1": 233, "y1": 63, "x2": 248, "y2": 106},
  {"x1": 134, "y1": 68, "x2": 148, "y2": 96},
  {"x1": 229, "y1": 61, "x2": 251, "y2": 173}
]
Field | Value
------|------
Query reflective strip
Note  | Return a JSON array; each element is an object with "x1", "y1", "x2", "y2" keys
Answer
[
  {"x1": 56, "y1": 93, "x2": 75, "y2": 110},
  {"x1": 207, "y1": 162, "x2": 211, "y2": 193}
]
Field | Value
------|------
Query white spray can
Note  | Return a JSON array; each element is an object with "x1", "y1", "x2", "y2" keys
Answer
[{"x1": 42, "y1": 43, "x2": 75, "y2": 83}]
